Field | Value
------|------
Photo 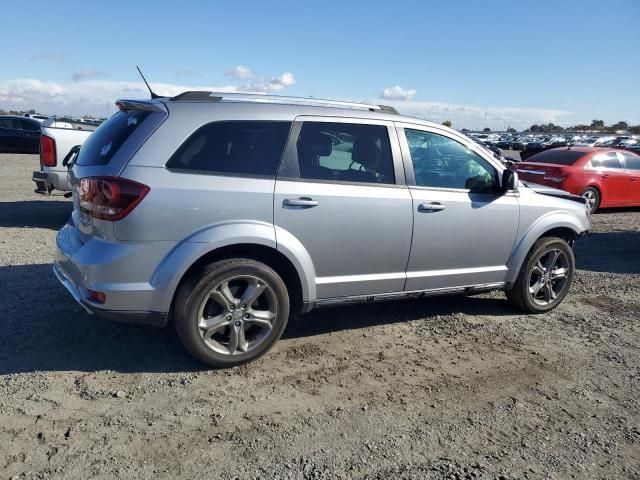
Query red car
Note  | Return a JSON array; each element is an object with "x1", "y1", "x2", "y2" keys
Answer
[{"x1": 514, "y1": 147, "x2": 640, "y2": 213}]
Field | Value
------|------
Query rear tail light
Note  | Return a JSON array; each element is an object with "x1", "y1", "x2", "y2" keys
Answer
[
  {"x1": 78, "y1": 176, "x2": 149, "y2": 221},
  {"x1": 87, "y1": 289, "x2": 106, "y2": 304},
  {"x1": 40, "y1": 135, "x2": 56, "y2": 167}
]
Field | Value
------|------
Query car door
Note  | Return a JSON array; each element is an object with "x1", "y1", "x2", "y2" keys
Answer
[
  {"x1": 274, "y1": 117, "x2": 413, "y2": 299},
  {"x1": 588, "y1": 152, "x2": 629, "y2": 205},
  {"x1": 0, "y1": 118, "x2": 22, "y2": 152},
  {"x1": 620, "y1": 151, "x2": 640, "y2": 205},
  {"x1": 397, "y1": 124, "x2": 519, "y2": 291},
  {"x1": 19, "y1": 120, "x2": 41, "y2": 153}
]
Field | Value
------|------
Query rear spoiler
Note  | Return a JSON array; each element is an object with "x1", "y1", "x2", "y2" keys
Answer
[{"x1": 115, "y1": 99, "x2": 166, "y2": 112}]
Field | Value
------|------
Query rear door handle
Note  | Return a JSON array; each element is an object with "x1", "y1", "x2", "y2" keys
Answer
[
  {"x1": 283, "y1": 197, "x2": 319, "y2": 208},
  {"x1": 418, "y1": 202, "x2": 446, "y2": 212}
]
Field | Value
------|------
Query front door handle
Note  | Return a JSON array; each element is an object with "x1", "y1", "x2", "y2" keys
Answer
[
  {"x1": 283, "y1": 197, "x2": 319, "y2": 208},
  {"x1": 418, "y1": 202, "x2": 446, "y2": 212}
]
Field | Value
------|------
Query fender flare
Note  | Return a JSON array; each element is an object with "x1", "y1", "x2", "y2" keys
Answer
[
  {"x1": 149, "y1": 221, "x2": 316, "y2": 313},
  {"x1": 505, "y1": 211, "x2": 587, "y2": 284}
]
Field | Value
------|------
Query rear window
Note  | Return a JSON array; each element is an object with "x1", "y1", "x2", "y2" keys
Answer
[
  {"x1": 76, "y1": 110, "x2": 151, "y2": 166},
  {"x1": 528, "y1": 149, "x2": 585, "y2": 165},
  {"x1": 166, "y1": 121, "x2": 292, "y2": 178}
]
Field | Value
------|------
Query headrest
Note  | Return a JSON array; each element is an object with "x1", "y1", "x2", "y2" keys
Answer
[
  {"x1": 300, "y1": 131, "x2": 332, "y2": 157},
  {"x1": 351, "y1": 139, "x2": 380, "y2": 167}
]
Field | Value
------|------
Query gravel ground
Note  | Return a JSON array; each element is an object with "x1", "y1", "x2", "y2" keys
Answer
[{"x1": 1, "y1": 154, "x2": 639, "y2": 480}]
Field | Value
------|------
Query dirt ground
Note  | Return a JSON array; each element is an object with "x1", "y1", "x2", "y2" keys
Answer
[{"x1": 1, "y1": 154, "x2": 639, "y2": 480}]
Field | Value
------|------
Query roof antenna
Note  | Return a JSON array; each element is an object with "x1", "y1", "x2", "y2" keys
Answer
[{"x1": 136, "y1": 66, "x2": 161, "y2": 99}]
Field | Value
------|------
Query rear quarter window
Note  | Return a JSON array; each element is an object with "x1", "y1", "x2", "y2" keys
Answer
[
  {"x1": 528, "y1": 149, "x2": 585, "y2": 165},
  {"x1": 166, "y1": 121, "x2": 292, "y2": 178},
  {"x1": 76, "y1": 110, "x2": 151, "y2": 166}
]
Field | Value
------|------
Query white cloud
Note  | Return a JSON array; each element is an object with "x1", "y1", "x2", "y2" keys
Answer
[
  {"x1": 381, "y1": 85, "x2": 417, "y2": 101},
  {"x1": 226, "y1": 65, "x2": 253, "y2": 80},
  {"x1": 72, "y1": 69, "x2": 108, "y2": 82},
  {"x1": 0, "y1": 78, "x2": 238, "y2": 117},
  {"x1": 243, "y1": 72, "x2": 296, "y2": 93}
]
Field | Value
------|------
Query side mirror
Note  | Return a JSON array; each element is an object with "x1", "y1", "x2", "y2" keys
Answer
[{"x1": 501, "y1": 169, "x2": 518, "y2": 192}]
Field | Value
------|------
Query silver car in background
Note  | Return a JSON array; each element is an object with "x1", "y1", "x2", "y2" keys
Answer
[{"x1": 54, "y1": 92, "x2": 590, "y2": 367}]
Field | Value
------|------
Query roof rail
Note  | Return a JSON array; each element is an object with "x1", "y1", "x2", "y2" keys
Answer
[{"x1": 169, "y1": 91, "x2": 398, "y2": 113}]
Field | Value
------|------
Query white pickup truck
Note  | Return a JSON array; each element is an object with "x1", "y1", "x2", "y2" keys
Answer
[{"x1": 32, "y1": 117, "x2": 101, "y2": 193}]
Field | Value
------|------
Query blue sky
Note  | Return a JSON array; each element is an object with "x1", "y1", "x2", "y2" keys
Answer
[{"x1": 1, "y1": 0, "x2": 639, "y2": 129}]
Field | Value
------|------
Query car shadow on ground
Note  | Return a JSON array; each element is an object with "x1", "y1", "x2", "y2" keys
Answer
[
  {"x1": 576, "y1": 230, "x2": 640, "y2": 274},
  {"x1": 0, "y1": 199, "x2": 71, "y2": 229},
  {"x1": 0, "y1": 263, "x2": 516, "y2": 375}
]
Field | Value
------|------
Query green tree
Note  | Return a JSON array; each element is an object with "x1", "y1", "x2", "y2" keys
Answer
[
  {"x1": 442, "y1": 120, "x2": 452, "y2": 128},
  {"x1": 610, "y1": 121, "x2": 629, "y2": 131},
  {"x1": 483, "y1": 127, "x2": 491, "y2": 132},
  {"x1": 507, "y1": 127, "x2": 517, "y2": 133},
  {"x1": 591, "y1": 119, "x2": 605, "y2": 129}
]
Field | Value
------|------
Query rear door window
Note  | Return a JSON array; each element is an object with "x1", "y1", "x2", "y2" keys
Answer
[
  {"x1": 622, "y1": 152, "x2": 640, "y2": 170},
  {"x1": 296, "y1": 122, "x2": 395, "y2": 184},
  {"x1": 589, "y1": 152, "x2": 622, "y2": 169},
  {"x1": 76, "y1": 110, "x2": 151, "y2": 166},
  {"x1": 167, "y1": 121, "x2": 291, "y2": 178}
]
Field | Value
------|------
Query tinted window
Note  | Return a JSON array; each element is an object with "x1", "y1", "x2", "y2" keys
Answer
[
  {"x1": 0, "y1": 118, "x2": 20, "y2": 129},
  {"x1": 528, "y1": 149, "x2": 585, "y2": 165},
  {"x1": 167, "y1": 121, "x2": 291, "y2": 177},
  {"x1": 296, "y1": 122, "x2": 395, "y2": 184},
  {"x1": 405, "y1": 129, "x2": 496, "y2": 192},
  {"x1": 590, "y1": 152, "x2": 622, "y2": 169},
  {"x1": 76, "y1": 110, "x2": 151, "y2": 166},
  {"x1": 20, "y1": 120, "x2": 41, "y2": 132},
  {"x1": 622, "y1": 152, "x2": 640, "y2": 170}
]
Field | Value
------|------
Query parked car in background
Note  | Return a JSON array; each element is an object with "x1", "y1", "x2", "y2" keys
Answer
[
  {"x1": 521, "y1": 136, "x2": 568, "y2": 160},
  {"x1": 620, "y1": 138, "x2": 640, "y2": 155},
  {"x1": 54, "y1": 92, "x2": 589, "y2": 368},
  {"x1": 511, "y1": 137, "x2": 531, "y2": 151},
  {"x1": 0, "y1": 116, "x2": 41, "y2": 153},
  {"x1": 514, "y1": 147, "x2": 640, "y2": 213},
  {"x1": 24, "y1": 113, "x2": 50, "y2": 123},
  {"x1": 495, "y1": 138, "x2": 515, "y2": 150},
  {"x1": 32, "y1": 117, "x2": 101, "y2": 193}
]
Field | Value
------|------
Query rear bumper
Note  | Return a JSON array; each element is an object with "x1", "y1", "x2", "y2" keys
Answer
[
  {"x1": 53, "y1": 263, "x2": 168, "y2": 327},
  {"x1": 32, "y1": 169, "x2": 71, "y2": 193},
  {"x1": 32, "y1": 171, "x2": 51, "y2": 194},
  {"x1": 54, "y1": 223, "x2": 172, "y2": 327}
]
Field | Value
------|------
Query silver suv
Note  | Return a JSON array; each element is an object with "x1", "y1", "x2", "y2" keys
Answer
[{"x1": 55, "y1": 92, "x2": 590, "y2": 367}]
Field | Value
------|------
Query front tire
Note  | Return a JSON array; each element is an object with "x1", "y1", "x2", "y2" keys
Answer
[
  {"x1": 506, "y1": 237, "x2": 575, "y2": 313},
  {"x1": 175, "y1": 258, "x2": 290, "y2": 368}
]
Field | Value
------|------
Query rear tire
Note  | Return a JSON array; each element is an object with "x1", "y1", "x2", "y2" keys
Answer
[
  {"x1": 506, "y1": 237, "x2": 575, "y2": 313},
  {"x1": 175, "y1": 258, "x2": 290, "y2": 368},
  {"x1": 581, "y1": 187, "x2": 600, "y2": 213}
]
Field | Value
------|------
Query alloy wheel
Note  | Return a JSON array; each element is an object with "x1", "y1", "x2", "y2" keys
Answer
[
  {"x1": 582, "y1": 189, "x2": 598, "y2": 213},
  {"x1": 197, "y1": 275, "x2": 277, "y2": 355},
  {"x1": 528, "y1": 248, "x2": 571, "y2": 306}
]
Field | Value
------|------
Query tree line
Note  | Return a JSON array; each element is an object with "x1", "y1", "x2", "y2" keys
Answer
[{"x1": 443, "y1": 119, "x2": 639, "y2": 134}]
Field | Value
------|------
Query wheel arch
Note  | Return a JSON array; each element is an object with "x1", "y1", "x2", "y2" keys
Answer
[
  {"x1": 149, "y1": 221, "x2": 316, "y2": 317},
  {"x1": 505, "y1": 213, "x2": 586, "y2": 284}
]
